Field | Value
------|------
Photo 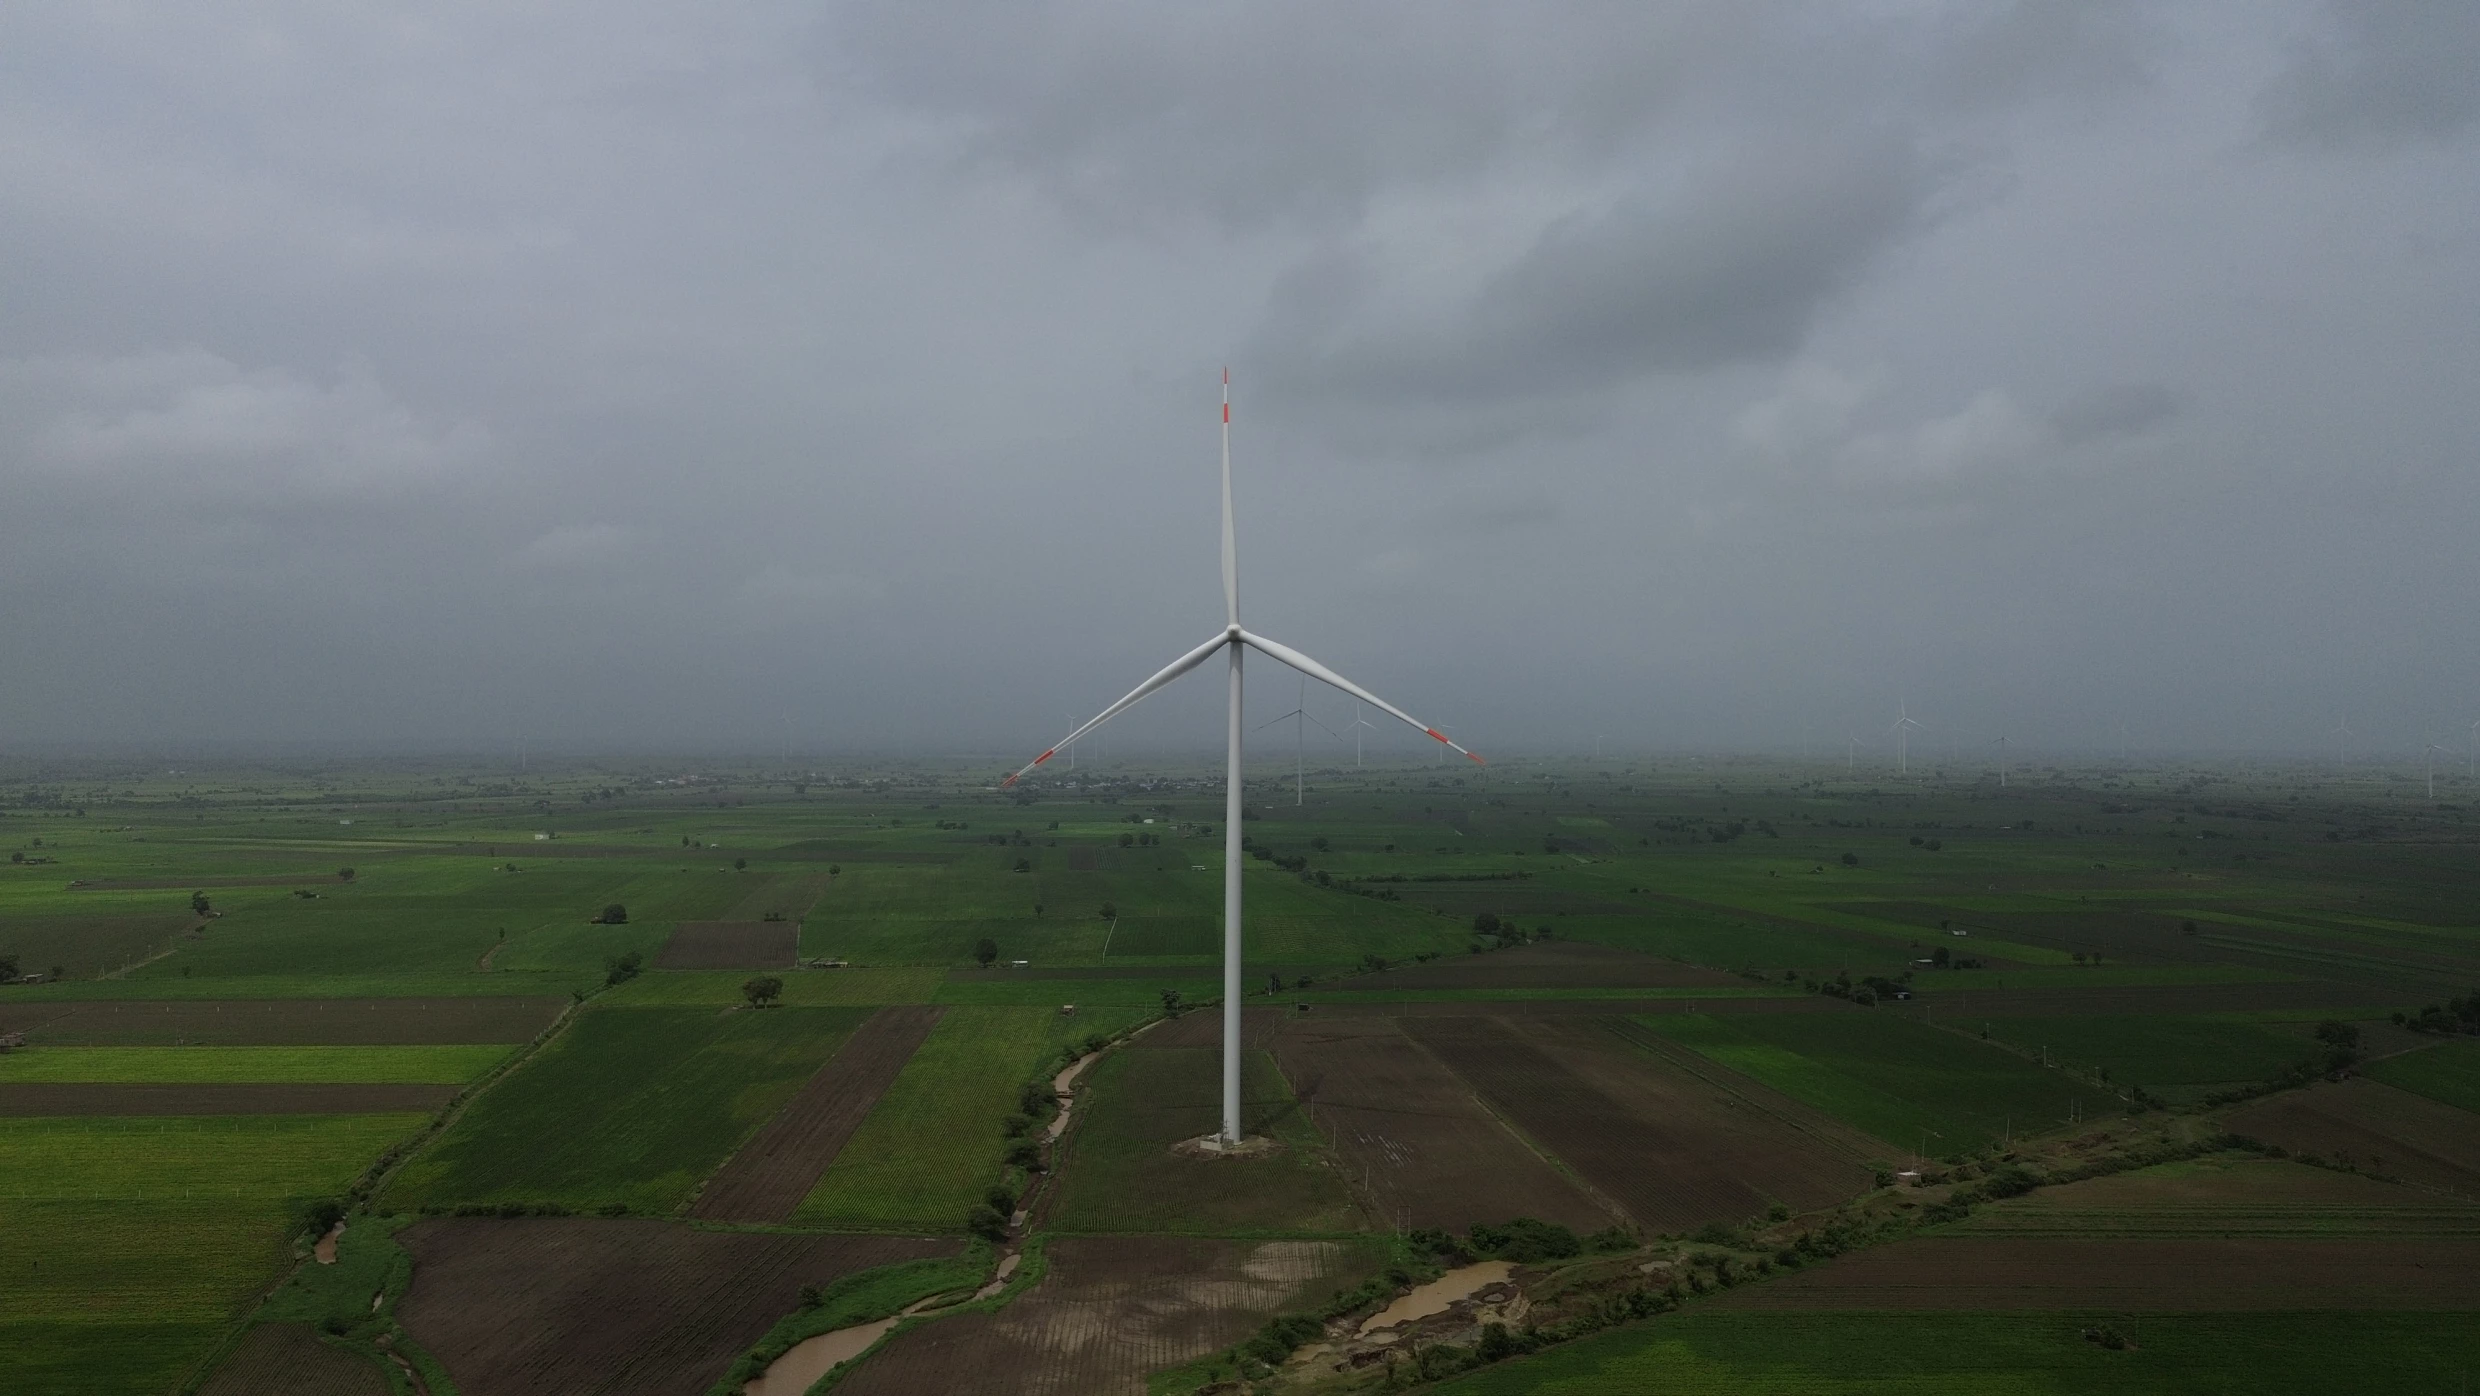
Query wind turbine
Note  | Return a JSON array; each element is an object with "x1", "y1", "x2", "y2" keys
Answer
[
  {"x1": 2426, "y1": 736, "x2": 2452, "y2": 800},
  {"x1": 1846, "y1": 730, "x2": 1867, "y2": 772},
  {"x1": 2332, "y1": 714, "x2": 2353, "y2": 767},
  {"x1": 1002, "y1": 371, "x2": 1481, "y2": 1146},
  {"x1": 2469, "y1": 718, "x2": 2479, "y2": 778},
  {"x1": 1890, "y1": 701, "x2": 1922, "y2": 776},
  {"x1": 1993, "y1": 734, "x2": 2010, "y2": 787},
  {"x1": 1344, "y1": 702, "x2": 1377, "y2": 768},
  {"x1": 1256, "y1": 678, "x2": 1339, "y2": 806}
]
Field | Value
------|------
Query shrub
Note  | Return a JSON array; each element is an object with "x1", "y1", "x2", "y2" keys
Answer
[
  {"x1": 965, "y1": 1204, "x2": 1008, "y2": 1243},
  {"x1": 974, "y1": 938, "x2": 999, "y2": 967},
  {"x1": 1467, "y1": 1217, "x2": 1580, "y2": 1263},
  {"x1": 742, "y1": 975, "x2": 783, "y2": 1008},
  {"x1": 594, "y1": 903, "x2": 627, "y2": 925}
]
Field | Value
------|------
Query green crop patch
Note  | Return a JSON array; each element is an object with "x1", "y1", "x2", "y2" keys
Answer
[
  {"x1": 0, "y1": 1044, "x2": 509, "y2": 1084},
  {"x1": 1640, "y1": 1011, "x2": 2083, "y2": 1150},
  {"x1": 1045, "y1": 1045, "x2": 1365, "y2": 1236},
  {"x1": 1434, "y1": 1311, "x2": 2480, "y2": 1394},
  {"x1": 379, "y1": 1005, "x2": 867, "y2": 1214},
  {"x1": 2365, "y1": 1039, "x2": 2480, "y2": 1116},
  {"x1": 1973, "y1": 1015, "x2": 2313, "y2": 1098},
  {"x1": 795, "y1": 1004, "x2": 1143, "y2": 1230},
  {"x1": 598, "y1": 967, "x2": 942, "y2": 1007}
]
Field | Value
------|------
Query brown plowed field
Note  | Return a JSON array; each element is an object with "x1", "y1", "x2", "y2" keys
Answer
[
  {"x1": 0, "y1": 913, "x2": 195, "y2": 978},
  {"x1": 198, "y1": 1322, "x2": 392, "y2": 1396},
  {"x1": 397, "y1": 1218, "x2": 957, "y2": 1396},
  {"x1": 837, "y1": 1236, "x2": 1382, "y2": 1396},
  {"x1": 1271, "y1": 1016, "x2": 1616, "y2": 1234},
  {"x1": 654, "y1": 921, "x2": 798, "y2": 970},
  {"x1": 0, "y1": 997, "x2": 565, "y2": 1046},
  {"x1": 2226, "y1": 1078, "x2": 2480, "y2": 1194},
  {"x1": 1401, "y1": 1016, "x2": 1875, "y2": 1232},
  {"x1": 1712, "y1": 1235, "x2": 2480, "y2": 1310},
  {"x1": 0, "y1": 1082, "x2": 456, "y2": 1116},
  {"x1": 1357, "y1": 942, "x2": 1743, "y2": 991},
  {"x1": 690, "y1": 1004, "x2": 943, "y2": 1221}
]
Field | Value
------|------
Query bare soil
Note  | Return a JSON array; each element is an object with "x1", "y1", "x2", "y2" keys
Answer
[
  {"x1": 836, "y1": 1237, "x2": 1382, "y2": 1396},
  {"x1": 198, "y1": 1322, "x2": 392, "y2": 1396},
  {"x1": 1713, "y1": 1235, "x2": 2480, "y2": 1310},
  {"x1": 2226, "y1": 1077, "x2": 2480, "y2": 1194},
  {"x1": 395, "y1": 1218, "x2": 956, "y2": 1396},
  {"x1": 1401, "y1": 1016, "x2": 1877, "y2": 1233},
  {"x1": 654, "y1": 921, "x2": 798, "y2": 970},
  {"x1": 690, "y1": 1004, "x2": 944, "y2": 1222},
  {"x1": 1271, "y1": 1015, "x2": 1616, "y2": 1234},
  {"x1": 0, "y1": 1082, "x2": 456, "y2": 1116},
  {"x1": 0, "y1": 997, "x2": 565, "y2": 1046}
]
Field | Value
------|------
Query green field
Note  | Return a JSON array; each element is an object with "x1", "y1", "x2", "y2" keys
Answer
[
  {"x1": 1435, "y1": 1311, "x2": 2480, "y2": 1393},
  {"x1": 1974, "y1": 1015, "x2": 2315, "y2": 1098},
  {"x1": 2365, "y1": 1038, "x2": 2480, "y2": 1115},
  {"x1": 0, "y1": 1044, "x2": 509, "y2": 1083},
  {"x1": 1046, "y1": 1046, "x2": 1364, "y2": 1236},
  {"x1": 1641, "y1": 1010, "x2": 2088, "y2": 1152},
  {"x1": 379, "y1": 1005, "x2": 865, "y2": 1213},
  {"x1": 795, "y1": 1004, "x2": 1143, "y2": 1230}
]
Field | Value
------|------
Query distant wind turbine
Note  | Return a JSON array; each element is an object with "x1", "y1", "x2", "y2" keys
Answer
[
  {"x1": 1345, "y1": 702, "x2": 1376, "y2": 768},
  {"x1": 1002, "y1": 371, "x2": 1480, "y2": 1146},
  {"x1": 1256, "y1": 678, "x2": 1339, "y2": 806},
  {"x1": 2426, "y1": 736, "x2": 2452, "y2": 800},
  {"x1": 1890, "y1": 702, "x2": 1923, "y2": 776},
  {"x1": 2332, "y1": 714, "x2": 2354, "y2": 767},
  {"x1": 1993, "y1": 734, "x2": 2011, "y2": 788},
  {"x1": 1846, "y1": 730, "x2": 1868, "y2": 772}
]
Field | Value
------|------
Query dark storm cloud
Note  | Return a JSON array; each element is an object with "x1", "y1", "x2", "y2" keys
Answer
[{"x1": 0, "y1": 3, "x2": 2474, "y2": 759}]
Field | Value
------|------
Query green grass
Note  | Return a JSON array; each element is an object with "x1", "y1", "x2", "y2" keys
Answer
[
  {"x1": 2364, "y1": 1038, "x2": 2480, "y2": 1115},
  {"x1": 1974, "y1": 1015, "x2": 2314, "y2": 1096},
  {"x1": 794, "y1": 1005, "x2": 1143, "y2": 1230},
  {"x1": 378, "y1": 1005, "x2": 866, "y2": 1214},
  {"x1": 1045, "y1": 1046, "x2": 1365, "y2": 1236},
  {"x1": 598, "y1": 967, "x2": 942, "y2": 1007},
  {"x1": 932, "y1": 975, "x2": 1221, "y2": 1006},
  {"x1": 1639, "y1": 1011, "x2": 2086, "y2": 1152},
  {"x1": 1434, "y1": 1311, "x2": 2480, "y2": 1393},
  {"x1": 0, "y1": 1114, "x2": 424, "y2": 1203},
  {"x1": 0, "y1": 1044, "x2": 509, "y2": 1083}
]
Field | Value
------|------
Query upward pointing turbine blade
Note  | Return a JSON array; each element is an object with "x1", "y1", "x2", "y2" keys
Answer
[
  {"x1": 1001, "y1": 631, "x2": 1234, "y2": 786},
  {"x1": 1238, "y1": 629, "x2": 1483, "y2": 764},
  {"x1": 1220, "y1": 367, "x2": 1238, "y2": 628}
]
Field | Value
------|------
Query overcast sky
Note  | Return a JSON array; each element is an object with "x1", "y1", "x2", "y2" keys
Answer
[{"x1": 3, "y1": 2, "x2": 2476, "y2": 762}]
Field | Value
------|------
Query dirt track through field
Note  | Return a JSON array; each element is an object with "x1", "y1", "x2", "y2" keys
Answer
[
  {"x1": 1402, "y1": 1016, "x2": 1877, "y2": 1232},
  {"x1": 0, "y1": 997, "x2": 565, "y2": 1045},
  {"x1": 2226, "y1": 1077, "x2": 2480, "y2": 1195},
  {"x1": 397, "y1": 1218, "x2": 956, "y2": 1396},
  {"x1": 654, "y1": 921, "x2": 798, "y2": 970},
  {"x1": 198, "y1": 1322, "x2": 393, "y2": 1396},
  {"x1": 690, "y1": 1004, "x2": 944, "y2": 1222},
  {"x1": 1271, "y1": 1015, "x2": 1616, "y2": 1234},
  {"x1": 0, "y1": 1081, "x2": 456, "y2": 1115},
  {"x1": 1712, "y1": 1235, "x2": 2480, "y2": 1310},
  {"x1": 836, "y1": 1237, "x2": 1380, "y2": 1396}
]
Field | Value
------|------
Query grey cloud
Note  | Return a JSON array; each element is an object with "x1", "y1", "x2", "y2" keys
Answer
[
  {"x1": 2050, "y1": 382, "x2": 2184, "y2": 446},
  {"x1": 2258, "y1": 0, "x2": 2480, "y2": 150}
]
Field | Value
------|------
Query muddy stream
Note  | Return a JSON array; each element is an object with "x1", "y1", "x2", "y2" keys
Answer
[
  {"x1": 1358, "y1": 1262, "x2": 1513, "y2": 1335},
  {"x1": 746, "y1": 1254, "x2": 1021, "y2": 1395}
]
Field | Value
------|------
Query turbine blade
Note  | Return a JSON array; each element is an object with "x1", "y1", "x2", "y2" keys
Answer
[
  {"x1": 1221, "y1": 368, "x2": 1238, "y2": 628},
  {"x1": 1253, "y1": 709, "x2": 1303, "y2": 732},
  {"x1": 1238, "y1": 629, "x2": 1483, "y2": 764},
  {"x1": 1303, "y1": 712, "x2": 1343, "y2": 740},
  {"x1": 1001, "y1": 632, "x2": 1232, "y2": 785}
]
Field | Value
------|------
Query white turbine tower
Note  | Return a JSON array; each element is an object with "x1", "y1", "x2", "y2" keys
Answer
[
  {"x1": 1256, "y1": 678, "x2": 1339, "y2": 806},
  {"x1": 1344, "y1": 702, "x2": 1377, "y2": 769},
  {"x1": 2332, "y1": 714, "x2": 2354, "y2": 767},
  {"x1": 1890, "y1": 702, "x2": 1922, "y2": 776},
  {"x1": 1003, "y1": 372, "x2": 1481, "y2": 1146},
  {"x1": 1846, "y1": 730, "x2": 1867, "y2": 772},
  {"x1": 1993, "y1": 734, "x2": 2010, "y2": 787},
  {"x1": 2426, "y1": 736, "x2": 2451, "y2": 800}
]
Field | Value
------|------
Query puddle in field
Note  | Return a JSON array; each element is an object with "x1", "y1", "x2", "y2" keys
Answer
[
  {"x1": 1358, "y1": 1262, "x2": 1513, "y2": 1335},
  {"x1": 314, "y1": 1220, "x2": 345, "y2": 1265}
]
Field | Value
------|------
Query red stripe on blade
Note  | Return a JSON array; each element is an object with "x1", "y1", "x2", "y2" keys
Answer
[{"x1": 1034, "y1": 750, "x2": 1055, "y2": 765}]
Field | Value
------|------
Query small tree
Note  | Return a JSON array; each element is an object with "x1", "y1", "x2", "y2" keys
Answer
[
  {"x1": 0, "y1": 953, "x2": 20, "y2": 981},
  {"x1": 975, "y1": 938, "x2": 999, "y2": 967},
  {"x1": 190, "y1": 891, "x2": 212, "y2": 917},
  {"x1": 743, "y1": 975, "x2": 784, "y2": 1009},
  {"x1": 1098, "y1": 901, "x2": 1117, "y2": 920},
  {"x1": 827, "y1": 864, "x2": 841, "y2": 878},
  {"x1": 596, "y1": 903, "x2": 628, "y2": 925},
  {"x1": 1161, "y1": 988, "x2": 1185, "y2": 1018},
  {"x1": 336, "y1": 867, "x2": 356, "y2": 881},
  {"x1": 733, "y1": 857, "x2": 747, "y2": 871}
]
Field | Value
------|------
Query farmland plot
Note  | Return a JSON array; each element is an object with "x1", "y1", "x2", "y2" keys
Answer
[
  {"x1": 196, "y1": 1322, "x2": 390, "y2": 1396},
  {"x1": 2225, "y1": 1077, "x2": 2480, "y2": 1194},
  {"x1": 1, "y1": 996, "x2": 564, "y2": 1045},
  {"x1": 381, "y1": 1005, "x2": 865, "y2": 1214},
  {"x1": 0, "y1": 912, "x2": 193, "y2": 979},
  {"x1": 691, "y1": 1004, "x2": 942, "y2": 1222},
  {"x1": 654, "y1": 920, "x2": 798, "y2": 969},
  {"x1": 1956, "y1": 1154, "x2": 2480, "y2": 1238},
  {"x1": 1361, "y1": 940, "x2": 1743, "y2": 991},
  {"x1": 396, "y1": 1218, "x2": 957, "y2": 1396},
  {"x1": 0, "y1": 1082, "x2": 455, "y2": 1116},
  {"x1": 1270, "y1": 1015, "x2": 1616, "y2": 1234},
  {"x1": 1401, "y1": 1016, "x2": 1876, "y2": 1232},
  {"x1": 0, "y1": 1043, "x2": 507, "y2": 1083},
  {"x1": 1710, "y1": 1234, "x2": 2480, "y2": 1310},
  {"x1": 837, "y1": 1236, "x2": 1386, "y2": 1396},
  {"x1": 2366, "y1": 1037, "x2": 2480, "y2": 1115}
]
